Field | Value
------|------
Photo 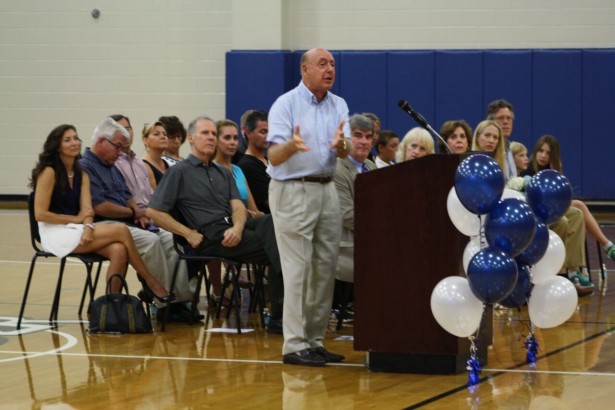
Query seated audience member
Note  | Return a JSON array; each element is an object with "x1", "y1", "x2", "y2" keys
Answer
[
  {"x1": 146, "y1": 116, "x2": 284, "y2": 329},
  {"x1": 374, "y1": 130, "x2": 399, "y2": 168},
  {"x1": 486, "y1": 99, "x2": 517, "y2": 180},
  {"x1": 31, "y1": 124, "x2": 173, "y2": 302},
  {"x1": 159, "y1": 115, "x2": 187, "y2": 166},
  {"x1": 210, "y1": 118, "x2": 269, "y2": 317},
  {"x1": 471, "y1": 120, "x2": 507, "y2": 175},
  {"x1": 361, "y1": 112, "x2": 381, "y2": 161},
  {"x1": 439, "y1": 120, "x2": 472, "y2": 154},
  {"x1": 510, "y1": 141, "x2": 529, "y2": 174},
  {"x1": 232, "y1": 109, "x2": 255, "y2": 164},
  {"x1": 80, "y1": 117, "x2": 197, "y2": 321},
  {"x1": 142, "y1": 121, "x2": 169, "y2": 188},
  {"x1": 333, "y1": 114, "x2": 377, "y2": 319},
  {"x1": 522, "y1": 135, "x2": 615, "y2": 286},
  {"x1": 215, "y1": 119, "x2": 264, "y2": 218},
  {"x1": 112, "y1": 114, "x2": 155, "y2": 212},
  {"x1": 237, "y1": 110, "x2": 272, "y2": 214},
  {"x1": 395, "y1": 127, "x2": 434, "y2": 162}
]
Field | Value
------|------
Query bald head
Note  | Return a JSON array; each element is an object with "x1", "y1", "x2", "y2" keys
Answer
[{"x1": 301, "y1": 48, "x2": 336, "y2": 101}]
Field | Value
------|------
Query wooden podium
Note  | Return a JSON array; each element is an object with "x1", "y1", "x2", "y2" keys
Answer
[{"x1": 353, "y1": 154, "x2": 491, "y2": 374}]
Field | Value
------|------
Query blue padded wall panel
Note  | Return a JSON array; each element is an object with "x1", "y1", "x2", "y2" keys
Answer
[
  {"x1": 434, "y1": 51, "x2": 484, "y2": 136},
  {"x1": 483, "y1": 50, "x2": 533, "y2": 149},
  {"x1": 225, "y1": 51, "x2": 293, "y2": 125},
  {"x1": 338, "y1": 51, "x2": 387, "y2": 122},
  {"x1": 387, "y1": 51, "x2": 435, "y2": 139},
  {"x1": 532, "y1": 50, "x2": 583, "y2": 197},
  {"x1": 582, "y1": 50, "x2": 615, "y2": 199}
]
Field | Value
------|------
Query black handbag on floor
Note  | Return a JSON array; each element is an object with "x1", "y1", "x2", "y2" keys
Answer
[{"x1": 88, "y1": 273, "x2": 153, "y2": 334}]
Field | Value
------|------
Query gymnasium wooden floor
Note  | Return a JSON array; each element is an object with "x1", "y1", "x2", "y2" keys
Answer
[{"x1": 1, "y1": 209, "x2": 615, "y2": 409}]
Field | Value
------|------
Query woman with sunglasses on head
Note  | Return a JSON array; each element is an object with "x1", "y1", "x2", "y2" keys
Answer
[{"x1": 159, "y1": 115, "x2": 187, "y2": 166}]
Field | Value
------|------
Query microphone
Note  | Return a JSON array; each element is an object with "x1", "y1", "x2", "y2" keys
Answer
[
  {"x1": 397, "y1": 99, "x2": 451, "y2": 154},
  {"x1": 398, "y1": 100, "x2": 429, "y2": 129}
]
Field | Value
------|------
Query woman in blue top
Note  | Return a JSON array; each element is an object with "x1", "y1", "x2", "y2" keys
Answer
[
  {"x1": 30, "y1": 124, "x2": 174, "y2": 302},
  {"x1": 214, "y1": 119, "x2": 264, "y2": 218},
  {"x1": 207, "y1": 119, "x2": 265, "y2": 299}
]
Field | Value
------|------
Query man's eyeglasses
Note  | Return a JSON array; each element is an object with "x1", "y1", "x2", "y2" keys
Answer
[
  {"x1": 104, "y1": 138, "x2": 124, "y2": 151},
  {"x1": 494, "y1": 115, "x2": 514, "y2": 122}
]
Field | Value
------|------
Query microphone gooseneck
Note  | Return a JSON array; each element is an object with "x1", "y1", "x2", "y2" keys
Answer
[{"x1": 397, "y1": 99, "x2": 451, "y2": 154}]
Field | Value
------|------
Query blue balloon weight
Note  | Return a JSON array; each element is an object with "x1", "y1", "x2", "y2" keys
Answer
[
  {"x1": 516, "y1": 222, "x2": 549, "y2": 265},
  {"x1": 467, "y1": 247, "x2": 518, "y2": 304},
  {"x1": 499, "y1": 264, "x2": 532, "y2": 308},
  {"x1": 485, "y1": 198, "x2": 537, "y2": 257},
  {"x1": 526, "y1": 170, "x2": 572, "y2": 224},
  {"x1": 454, "y1": 154, "x2": 505, "y2": 215}
]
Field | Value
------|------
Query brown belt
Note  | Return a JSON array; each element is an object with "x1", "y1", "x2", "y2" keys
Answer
[{"x1": 286, "y1": 175, "x2": 332, "y2": 184}]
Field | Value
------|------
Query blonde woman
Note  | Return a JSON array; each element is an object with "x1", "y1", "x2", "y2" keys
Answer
[
  {"x1": 395, "y1": 127, "x2": 434, "y2": 162},
  {"x1": 472, "y1": 120, "x2": 507, "y2": 175}
]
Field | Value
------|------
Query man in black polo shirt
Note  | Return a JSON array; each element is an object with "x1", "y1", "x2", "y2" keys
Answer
[{"x1": 147, "y1": 115, "x2": 283, "y2": 328}]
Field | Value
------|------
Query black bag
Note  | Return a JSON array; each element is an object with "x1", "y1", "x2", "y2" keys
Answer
[{"x1": 88, "y1": 273, "x2": 153, "y2": 334}]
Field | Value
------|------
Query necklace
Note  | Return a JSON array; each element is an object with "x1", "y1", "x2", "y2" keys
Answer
[{"x1": 68, "y1": 173, "x2": 74, "y2": 178}]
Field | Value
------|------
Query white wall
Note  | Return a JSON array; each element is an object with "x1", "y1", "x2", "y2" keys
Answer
[{"x1": 2, "y1": 0, "x2": 615, "y2": 194}]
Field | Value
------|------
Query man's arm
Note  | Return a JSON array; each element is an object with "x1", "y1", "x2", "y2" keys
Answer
[
  {"x1": 268, "y1": 125, "x2": 310, "y2": 166},
  {"x1": 147, "y1": 207, "x2": 204, "y2": 249},
  {"x1": 220, "y1": 199, "x2": 247, "y2": 247}
]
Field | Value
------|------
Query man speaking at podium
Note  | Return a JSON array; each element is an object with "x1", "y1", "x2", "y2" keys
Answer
[{"x1": 266, "y1": 47, "x2": 351, "y2": 367}]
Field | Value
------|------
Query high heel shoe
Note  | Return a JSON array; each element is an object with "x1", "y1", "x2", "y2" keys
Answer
[{"x1": 137, "y1": 275, "x2": 176, "y2": 306}]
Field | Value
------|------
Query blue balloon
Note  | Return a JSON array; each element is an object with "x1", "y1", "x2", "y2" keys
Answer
[
  {"x1": 516, "y1": 222, "x2": 549, "y2": 265},
  {"x1": 499, "y1": 264, "x2": 532, "y2": 308},
  {"x1": 526, "y1": 170, "x2": 572, "y2": 224},
  {"x1": 485, "y1": 198, "x2": 537, "y2": 257},
  {"x1": 467, "y1": 247, "x2": 518, "y2": 304},
  {"x1": 455, "y1": 154, "x2": 505, "y2": 215}
]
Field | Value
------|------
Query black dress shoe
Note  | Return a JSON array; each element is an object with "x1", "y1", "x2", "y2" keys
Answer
[
  {"x1": 311, "y1": 346, "x2": 345, "y2": 363},
  {"x1": 283, "y1": 348, "x2": 326, "y2": 366},
  {"x1": 266, "y1": 318, "x2": 283, "y2": 334},
  {"x1": 156, "y1": 305, "x2": 205, "y2": 323}
]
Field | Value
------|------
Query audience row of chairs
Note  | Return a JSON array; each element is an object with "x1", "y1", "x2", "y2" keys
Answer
[{"x1": 17, "y1": 192, "x2": 267, "y2": 334}]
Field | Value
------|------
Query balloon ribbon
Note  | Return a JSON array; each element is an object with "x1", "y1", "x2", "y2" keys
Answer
[
  {"x1": 525, "y1": 331, "x2": 538, "y2": 364},
  {"x1": 467, "y1": 337, "x2": 482, "y2": 389}
]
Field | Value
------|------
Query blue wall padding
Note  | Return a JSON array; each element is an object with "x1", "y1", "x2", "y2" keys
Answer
[
  {"x1": 533, "y1": 50, "x2": 583, "y2": 196},
  {"x1": 225, "y1": 51, "x2": 294, "y2": 126},
  {"x1": 434, "y1": 50, "x2": 484, "y2": 136},
  {"x1": 338, "y1": 51, "x2": 388, "y2": 125},
  {"x1": 483, "y1": 50, "x2": 533, "y2": 143},
  {"x1": 387, "y1": 51, "x2": 435, "y2": 141},
  {"x1": 582, "y1": 49, "x2": 615, "y2": 198},
  {"x1": 226, "y1": 49, "x2": 615, "y2": 199}
]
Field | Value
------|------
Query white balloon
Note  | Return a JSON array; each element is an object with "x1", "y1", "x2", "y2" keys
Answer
[
  {"x1": 430, "y1": 276, "x2": 484, "y2": 337},
  {"x1": 501, "y1": 188, "x2": 526, "y2": 201},
  {"x1": 447, "y1": 187, "x2": 484, "y2": 237},
  {"x1": 531, "y1": 230, "x2": 566, "y2": 284},
  {"x1": 463, "y1": 236, "x2": 482, "y2": 275},
  {"x1": 528, "y1": 276, "x2": 578, "y2": 328}
]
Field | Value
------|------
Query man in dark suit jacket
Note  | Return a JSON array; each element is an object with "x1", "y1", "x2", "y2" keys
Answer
[{"x1": 332, "y1": 114, "x2": 377, "y2": 317}]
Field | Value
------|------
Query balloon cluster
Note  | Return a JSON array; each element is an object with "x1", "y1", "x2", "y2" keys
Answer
[{"x1": 431, "y1": 155, "x2": 576, "y2": 339}]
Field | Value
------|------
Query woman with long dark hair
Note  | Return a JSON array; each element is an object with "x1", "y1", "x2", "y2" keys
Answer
[
  {"x1": 30, "y1": 124, "x2": 174, "y2": 302},
  {"x1": 523, "y1": 134, "x2": 615, "y2": 288}
]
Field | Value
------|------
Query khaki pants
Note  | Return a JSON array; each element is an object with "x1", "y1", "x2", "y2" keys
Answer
[
  {"x1": 549, "y1": 206, "x2": 586, "y2": 271},
  {"x1": 269, "y1": 179, "x2": 341, "y2": 355}
]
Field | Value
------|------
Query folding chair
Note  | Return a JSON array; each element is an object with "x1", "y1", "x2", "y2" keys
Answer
[
  {"x1": 17, "y1": 193, "x2": 107, "y2": 330},
  {"x1": 159, "y1": 233, "x2": 244, "y2": 333}
]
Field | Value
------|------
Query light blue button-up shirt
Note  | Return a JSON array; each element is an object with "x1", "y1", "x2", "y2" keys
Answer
[{"x1": 266, "y1": 81, "x2": 350, "y2": 180}]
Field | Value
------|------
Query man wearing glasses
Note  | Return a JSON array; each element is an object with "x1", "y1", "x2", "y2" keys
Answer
[
  {"x1": 80, "y1": 117, "x2": 198, "y2": 322},
  {"x1": 486, "y1": 99, "x2": 517, "y2": 181}
]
